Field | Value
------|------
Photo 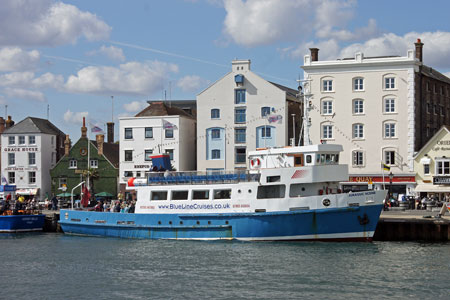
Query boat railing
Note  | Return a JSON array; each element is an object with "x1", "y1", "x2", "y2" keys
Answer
[{"x1": 144, "y1": 170, "x2": 261, "y2": 185}]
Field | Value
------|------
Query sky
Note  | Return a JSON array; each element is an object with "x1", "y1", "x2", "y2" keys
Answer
[{"x1": 1, "y1": 0, "x2": 450, "y2": 141}]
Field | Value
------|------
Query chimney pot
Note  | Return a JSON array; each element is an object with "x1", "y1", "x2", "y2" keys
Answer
[
  {"x1": 96, "y1": 134, "x2": 104, "y2": 156},
  {"x1": 107, "y1": 122, "x2": 114, "y2": 143},
  {"x1": 64, "y1": 135, "x2": 71, "y2": 156},
  {"x1": 81, "y1": 117, "x2": 87, "y2": 138},
  {"x1": 414, "y1": 38, "x2": 424, "y2": 62},
  {"x1": 310, "y1": 48, "x2": 319, "y2": 62}
]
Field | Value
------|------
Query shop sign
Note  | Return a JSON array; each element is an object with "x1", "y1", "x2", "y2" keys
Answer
[
  {"x1": 3, "y1": 147, "x2": 39, "y2": 152},
  {"x1": 134, "y1": 165, "x2": 150, "y2": 169},
  {"x1": 434, "y1": 140, "x2": 450, "y2": 151},
  {"x1": 349, "y1": 176, "x2": 415, "y2": 183},
  {"x1": 433, "y1": 176, "x2": 450, "y2": 185}
]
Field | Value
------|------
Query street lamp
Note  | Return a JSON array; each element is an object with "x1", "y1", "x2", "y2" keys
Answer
[{"x1": 388, "y1": 172, "x2": 394, "y2": 201}]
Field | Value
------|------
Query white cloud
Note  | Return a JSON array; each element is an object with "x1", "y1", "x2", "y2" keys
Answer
[
  {"x1": 64, "y1": 61, "x2": 179, "y2": 96},
  {"x1": 177, "y1": 75, "x2": 210, "y2": 92},
  {"x1": 222, "y1": 0, "x2": 370, "y2": 47},
  {"x1": 3, "y1": 87, "x2": 46, "y2": 102},
  {"x1": 0, "y1": 0, "x2": 111, "y2": 46},
  {"x1": 87, "y1": 45, "x2": 126, "y2": 62},
  {"x1": 123, "y1": 101, "x2": 147, "y2": 112},
  {"x1": 280, "y1": 39, "x2": 340, "y2": 61},
  {"x1": 338, "y1": 31, "x2": 450, "y2": 68},
  {"x1": 0, "y1": 47, "x2": 40, "y2": 71},
  {"x1": 63, "y1": 110, "x2": 88, "y2": 125},
  {"x1": 222, "y1": 0, "x2": 315, "y2": 47},
  {"x1": 0, "y1": 71, "x2": 64, "y2": 90}
]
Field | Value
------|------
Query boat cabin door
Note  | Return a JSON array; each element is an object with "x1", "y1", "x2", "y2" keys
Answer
[{"x1": 294, "y1": 154, "x2": 304, "y2": 167}]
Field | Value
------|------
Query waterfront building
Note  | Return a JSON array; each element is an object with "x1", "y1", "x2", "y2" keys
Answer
[
  {"x1": 414, "y1": 125, "x2": 450, "y2": 200},
  {"x1": 302, "y1": 40, "x2": 450, "y2": 197},
  {"x1": 119, "y1": 101, "x2": 196, "y2": 199},
  {"x1": 1, "y1": 117, "x2": 65, "y2": 201},
  {"x1": 50, "y1": 118, "x2": 118, "y2": 202},
  {"x1": 196, "y1": 59, "x2": 302, "y2": 171}
]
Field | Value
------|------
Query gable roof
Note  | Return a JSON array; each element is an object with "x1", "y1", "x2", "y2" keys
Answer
[
  {"x1": 421, "y1": 65, "x2": 450, "y2": 84},
  {"x1": 135, "y1": 102, "x2": 195, "y2": 119},
  {"x1": 3, "y1": 117, "x2": 65, "y2": 136},
  {"x1": 414, "y1": 125, "x2": 450, "y2": 158},
  {"x1": 92, "y1": 140, "x2": 119, "y2": 168},
  {"x1": 269, "y1": 82, "x2": 298, "y2": 98}
]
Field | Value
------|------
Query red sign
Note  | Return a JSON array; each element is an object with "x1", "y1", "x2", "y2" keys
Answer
[{"x1": 349, "y1": 176, "x2": 415, "y2": 183}]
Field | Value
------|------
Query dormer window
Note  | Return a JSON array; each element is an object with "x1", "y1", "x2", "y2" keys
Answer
[{"x1": 235, "y1": 74, "x2": 244, "y2": 87}]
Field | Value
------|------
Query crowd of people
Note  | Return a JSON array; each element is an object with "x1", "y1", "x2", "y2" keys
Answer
[
  {"x1": 0, "y1": 194, "x2": 39, "y2": 215},
  {"x1": 93, "y1": 200, "x2": 136, "y2": 213}
]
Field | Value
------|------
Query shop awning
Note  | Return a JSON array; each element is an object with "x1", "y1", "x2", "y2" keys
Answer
[
  {"x1": 16, "y1": 188, "x2": 39, "y2": 195},
  {"x1": 414, "y1": 184, "x2": 450, "y2": 193}
]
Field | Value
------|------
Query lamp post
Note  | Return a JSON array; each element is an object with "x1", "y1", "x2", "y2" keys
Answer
[{"x1": 389, "y1": 171, "x2": 394, "y2": 201}]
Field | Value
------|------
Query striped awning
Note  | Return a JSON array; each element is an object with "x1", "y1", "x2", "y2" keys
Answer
[
  {"x1": 15, "y1": 188, "x2": 39, "y2": 195},
  {"x1": 414, "y1": 184, "x2": 450, "y2": 193}
]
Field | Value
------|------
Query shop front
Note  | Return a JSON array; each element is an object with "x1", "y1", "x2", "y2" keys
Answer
[
  {"x1": 414, "y1": 126, "x2": 450, "y2": 201},
  {"x1": 342, "y1": 175, "x2": 416, "y2": 199}
]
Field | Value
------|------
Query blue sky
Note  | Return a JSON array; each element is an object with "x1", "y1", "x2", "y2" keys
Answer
[{"x1": 1, "y1": 0, "x2": 450, "y2": 140}]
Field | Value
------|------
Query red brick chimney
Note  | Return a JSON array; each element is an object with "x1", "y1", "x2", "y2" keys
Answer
[
  {"x1": 107, "y1": 122, "x2": 114, "y2": 143},
  {"x1": 0, "y1": 117, "x2": 5, "y2": 133},
  {"x1": 5, "y1": 116, "x2": 14, "y2": 129},
  {"x1": 415, "y1": 38, "x2": 424, "y2": 62},
  {"x1": 81, "y1": 117, "x2": 87, "y2": 138},
  {"x1": 310, "y1": 48, "x2": 319, "y2": 62},
  {"x1": 96, "y1": 134, "x2": 104, "y2": 156},
  {"x1": 64, "y1": 135, "x2": 71, "y2": 156}
]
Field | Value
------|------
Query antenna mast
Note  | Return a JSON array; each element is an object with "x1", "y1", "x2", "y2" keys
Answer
[
  {"x1": 111, "y1": 96, "x2": 114, "y2": 122},
  {"x1": 297, "y1": 78, "x2": 312, "y2": 146}
]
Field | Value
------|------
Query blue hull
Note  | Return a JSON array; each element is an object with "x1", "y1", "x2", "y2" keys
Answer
[
  {"x1": 60, "y1": 205, "x2": 383, "y2": 241},
  {"x1": 0, "y1": 214, "x2": 45, "y2": 233}
]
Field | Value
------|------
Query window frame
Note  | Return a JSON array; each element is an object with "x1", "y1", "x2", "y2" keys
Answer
[
  {"x1": 211, "y1": 149, "x2": 221, "y2": 160},
  {"x1": 352, "y1": 123, "x2": 364, "y2": 139},
  {"x1": 165, "y1": 149, "x2": 174, "y2": 161},
  {"x1": 28, "y1": 152, "x2": 36, "y2": 165},
  {"x1": 144, "y1": 149, "x2": 153, "y2": 161},
  {"x1": 261, "y1": 126, "x2": 271, "y2": 138},
  {"x1": 235, "y1": 128, "x2": 246, "y2": 143},
  {"x1": 261, "y1": 107, "x2": 271, "y2": 117},
  {"x1": 321, "y1": 100, "x2": 333, "y2": 115},
  {"x1": 384, "y1": 98, "x2": 396, "y2": 113},
  {"x1": 435, "y1": 160, "x2": 450, "y2": 176},
  {"x1": 353, "y1": 77, "x2": 364, "y2": 91},
  {"x1": 211, "y1": 109, "x2": 220, "y2": 119},
  {"x1": 28, "y1": 135, "x2": 36, "y2": 144},
  {"x1": 322, "y1": 79, "x2": 333, "y2": 92},
  {"x1": 8, "y1": 136, "x2": 15, "y2": 145},
  {"x1": 235, "y1": 89, "x2": 246, "y2": 104},
  {"x1": 384, "y1": 77, "x2": 396, "y2": 90},
  {"x1": 90, "y1": 159, "x2": 98, "y2": 169},
  {"x1": 18, "y1": 136, "x2": 26, "y2": 145},
  {"x1": 211, "y1": 129, "x2": 221, "y2": 139},
  {"x1": 28, "y1": 171, "x2": 36, "y2": 184},
  {"x1": 124, "y1": 150, "x2": 133, "y2": 162},
  {"x1": 8, "y1": 153, "x2": 15, "y2": 165},
  {"x1": 124, "y1": 128, "x2": 133, "y2": 140},
  {"x1": 69, "y1": 159, "x2": 77, "y2": 169},
  {"x1": 322, "y1": 124, "x2": 333, "y2": 140},
  {"x1": 235, "y1": 147, "x2": 246, "y2": 164},
  {"x1": 8, "y1": 172, "x2": 15, "y2": 184},
  {"x1": 353, "y1": 99, "x2": 364, "y2": 115},
  {"x1": 145, "y1": 127, "x2": 153, "y2": 139},
  {"x1": 352, "y1": 150, "x2": 364, "y2": 167},
  {"x1": 384, "y1": 122, "x2": 396, "y2": 138},
  {"x1": 384, "y1": 150, "x2": 396, "y2": 165},
  {"x1": 234, "y1": 108, "x2": 246, "y2": 124},
  {"x1": 165, "y1": 128, "x2": 174, "y2": 139}
]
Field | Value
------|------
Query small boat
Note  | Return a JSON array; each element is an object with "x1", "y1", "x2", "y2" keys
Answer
[
  {"x1": 0, "y1": 185, "x2": 45, "y2": 233},
  {"x1": 0, "y1": 211, "x2": 45, "y2": 233}
]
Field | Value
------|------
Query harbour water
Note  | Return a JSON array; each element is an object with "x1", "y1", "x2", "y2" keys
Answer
[{"x1": 1, "y1": 233, "x2": 449, "y2": 299}]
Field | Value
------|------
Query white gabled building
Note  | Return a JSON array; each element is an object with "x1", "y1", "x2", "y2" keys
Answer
[
  {"x1": 1, "y1": 117, "x2": 65, "y2": 201},
  {"x1": 119, "y1": 101, "x2": 196, "y2": 197},
  {"x1": 196, "y1": 59, "x2": 302, "y2": 171},
  {"x1": 302, "y1": 40, "x2": 450, "y2": 197}
]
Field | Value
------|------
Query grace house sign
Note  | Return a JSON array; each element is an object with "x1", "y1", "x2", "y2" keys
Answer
[
  {"x1": 3, "y1": 147, "x2": 39, "y2": 152},
  {"x1": 433, "y1": 176, "x2": 450, "y2": 185}
]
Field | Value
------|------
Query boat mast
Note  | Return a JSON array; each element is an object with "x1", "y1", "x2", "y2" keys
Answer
[{"x1": 297, "y1": 78, "x2": 312, "y2": 146}]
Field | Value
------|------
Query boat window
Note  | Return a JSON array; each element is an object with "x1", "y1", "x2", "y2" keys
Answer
[
  {"x1": 151, "y1": 191, "x2": 168, "y2": 201},
  {"x1": 330, "y1": 154, "x2": 336, "y2": 163},
  {"x1": 193, "y1": 190, "x2": 209, "y2": 200},
  {"x1": 257, "y1": 185, "x2": 285, "y2": 199},
  {"x1": 213, "y1": 189, "x2": 231, "y2": 200},
  {"x1": 306, "y1": 155, "x2": 312, "y2": 164},
  {"x1": 336, "y1": 154, "x2": 339, "y2": 163},
  {"x1": 294, "y1": 154, "x2": 303, "y2": 166},
  {"x1": 289, "y1": 184, "x2": 304, "y2": 197},
  {"x1": 172, "y1": 190, "x2": 189, "y2": 200},
  {"x1": 267, "y1": 176, "x2": 280, "y2": 182},
  {"x1": 321, "y1": 154, "x2": 326, "y2": 164},
  {"x1": 316, "y1": 154, "x2": 320, "y2": 163},
  {"x1": 326, "y1": 154, "x2": 331, "y2": 164}
]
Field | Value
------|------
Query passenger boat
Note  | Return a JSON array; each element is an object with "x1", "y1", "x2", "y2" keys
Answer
[
  {"x1": 60, "y1": 147, "x2": 386, "y2": 241},
  {"x1": 59, "y1": 81, "x2": 386, "y2": 241}
]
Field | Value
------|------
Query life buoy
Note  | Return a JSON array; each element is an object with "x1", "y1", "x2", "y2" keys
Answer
[
  {"x1": 127, "y1": 177, "x2": 135, "y2": 187},
  {"x1": 250, "y1": 158, "x2": 261, "y2": 168}
]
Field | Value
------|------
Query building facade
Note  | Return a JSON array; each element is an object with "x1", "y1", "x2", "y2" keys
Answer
[
  {"x1": 1, "y1": 117, "x2": 65, "y2": 201},
  {"x1": 414, "y1": 126, "x2": 450, "y2": 200},
  {"x1": 197, "y1": 59, "x2": 302, "y2": 171},
  {"x1": 302, "y1": 40, "x2": 450, "y2": 196},
  {"x1": 119, "y1": 102, "x2": 196, "y2": 198},
  {"x1": 50, "y1": 118, "x2": 119, "y2": 201}
]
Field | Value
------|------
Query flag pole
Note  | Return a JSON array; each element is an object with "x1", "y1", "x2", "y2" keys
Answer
[
  {"x1": 87, "y1": 119, "x2": 90, "y2": 207},
  {"x1": 382, "y1": 161, "x2": 386, "y2": 190}
]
